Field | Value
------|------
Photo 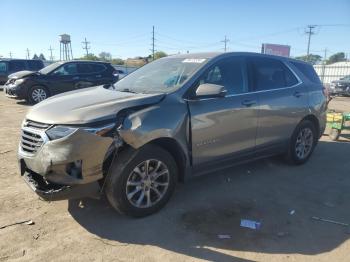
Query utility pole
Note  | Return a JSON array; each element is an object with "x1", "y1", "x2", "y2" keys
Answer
[
  {"x1": 48, "y1": 46, "x2": 54, "y2": 61},
  {"x1": 9, "y1": 52, "x2": 12, "y2": 58},
  {"x1": 306, "y1": 25, "x2": 316, "y2": 58},
  {"x1": 323, "y1": 48, "x2": 328, "y2": 63},
  {"x1": 151, "y1": 26, "x2": 155, "y2": 60},
  {"x1": 26, "y1": 48, "x2": 30, "y2": 59},
  {"x1": 82, "y1": 37, "x2": 90, "y2": 56},
  {"x1": 221, "y1": 35, "x2": 230, "y2": 52}
]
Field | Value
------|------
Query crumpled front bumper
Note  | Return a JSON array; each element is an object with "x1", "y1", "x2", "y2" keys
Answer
[
  {"x1": 18, "y1": 127, "x2": 114, "y2": 200},
  {"x1": 23, "y1": 171, "x2": 100, "y2": 201}
]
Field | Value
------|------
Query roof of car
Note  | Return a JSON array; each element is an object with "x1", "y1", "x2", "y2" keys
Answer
[
  {"x1": 166, "y1": 52, "x2": 308, "y2": 64},
  {"x1": 0, "y1": 58, "x2": 43, "y2": 62}
]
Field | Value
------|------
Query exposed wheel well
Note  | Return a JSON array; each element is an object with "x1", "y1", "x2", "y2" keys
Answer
[
  {"x1": 301, "y1": 114, "x2": 320, "y2": 137},
  {"x1": 149, "y1": 138, "x2": 187, "y2": 182}
]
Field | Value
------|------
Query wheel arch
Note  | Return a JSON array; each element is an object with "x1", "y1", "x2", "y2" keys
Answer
[
  {"x1": 301, "y1": 114, "x2": 320, "y2": 137},
  {"x1": 148, "y1": 137, "x2": 187, "y2": 182}
]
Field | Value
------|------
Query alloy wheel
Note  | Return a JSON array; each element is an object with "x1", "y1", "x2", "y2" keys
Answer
[
  {"x1": 32, "y1": 88, "x2": 47, "y2": 103},
  {"x1": 126, "y1": 159, "x2": 170, "y2": 208},
  {"x1": 295, "y1": 127, "x2": 314, "y2": 160}
]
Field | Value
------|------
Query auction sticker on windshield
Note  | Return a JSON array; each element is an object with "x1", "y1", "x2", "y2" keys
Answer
[{"x1": 182, "y1": 58, "x2": 206, "y2": 63}]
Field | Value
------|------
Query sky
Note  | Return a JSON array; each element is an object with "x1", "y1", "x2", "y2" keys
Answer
[{"x1": 0, "y1": 0, "x2": 349, "y2": 60}]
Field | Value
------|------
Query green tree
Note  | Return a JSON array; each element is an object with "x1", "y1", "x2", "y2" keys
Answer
[
  {"x1": 111, "y1": 58, "x2": 124, "y2": 65},
  {"x1": 154, "y1": 51, "x2": 167, "y2": 60},
  {"x1": 326, "y1": 52, "x2": 346, "y2": 65},
  {"x1": 32, "y1": 54, "x2": 39, "y2": 60},
  {"x1": 99, "y1": 52, "x2": 112, "y2": 61},
  {"x1": 295, "y1": 54, "x2": 322, "y2": 65},
  {"x1": 39, "y1": 53, "x2": 46, "y2": 61},
  {"x1": 80, "y1": 53, "x2": 99, "y2": 61}
]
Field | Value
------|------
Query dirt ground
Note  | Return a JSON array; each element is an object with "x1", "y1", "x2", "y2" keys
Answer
[{"x1": 0, "y1": 93, "x2": 349, "y2": 262}]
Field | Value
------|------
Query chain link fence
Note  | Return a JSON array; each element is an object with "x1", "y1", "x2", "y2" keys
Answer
[{"x1": 314, "y1": 63, "x2": 350, "y2": 86}]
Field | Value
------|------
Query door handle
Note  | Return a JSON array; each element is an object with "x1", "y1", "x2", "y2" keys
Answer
[
  {"x1": 72, "y1": 76, "x2": 80, "y2": 80},
  {"x1": 293, "y1": 91, "x2": 302, "y2": 98},
  {"x1": 241, "y1": 100, "x2": 257, "y2": 107},
  {"x1": 96, "y1": 75, "x2": 102, "y2": 78}
]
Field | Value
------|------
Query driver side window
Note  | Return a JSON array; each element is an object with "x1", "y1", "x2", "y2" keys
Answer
[
  {"x1": 198, "y1": 57, "x2": 248, "y2": 95},
  {"x1": 52, "y1": 63, "x2": 78, "y2": 76}
]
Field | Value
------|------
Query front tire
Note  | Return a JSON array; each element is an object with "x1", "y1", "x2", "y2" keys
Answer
[
  {"x1": 286, "y1": 120, "x2": 318, "y2": 165},
  {"x1": 105, "y1": 144, "x2": 178, "y2": 217},
  {"x1": 27, "y1": 86, "x2": 49, "y2": 104}
]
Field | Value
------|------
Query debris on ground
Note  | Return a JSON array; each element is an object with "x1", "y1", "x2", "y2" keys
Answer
[
  {"x1": 311, "y1": 216, "x2": 349, "y2": 227},
  {"x1": 290, "y1": 210, "x2": 295, "y2": 215},
  {"x1": 78, "y1": 200, "x2": 85, "y2": 208},
  {"x1": 33, "y1": 233, "x2": 40, "y2": 240},
  {"x1": 324, "y1": 201, "x2": 335, "y2": 208},
  {"x1": 0, "y1": 219, "x2": 34, "y2": 229},
  {"x1": 240, "y1": 219, "x2": 261, "y2": 230},
  {"x1": 277, "y1": 231, "x2": 289, "y2": 237},
  {"x1": 217, "y1": 234, "x2": 231, "y2": 239},
  {"x1": 0, "y1": 150, "x2": 12, "y2": 154}
]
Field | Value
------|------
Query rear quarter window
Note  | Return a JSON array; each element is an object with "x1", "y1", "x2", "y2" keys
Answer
[
  {"x1": 290, "y1": 61, "x2": 321, "y2": 84},
  {"x1": 0, "y1": 62, "x2": 7, "y2": 73},
  {"x1": 91, "y1": 64, "x2": 106, "y2": 73}
]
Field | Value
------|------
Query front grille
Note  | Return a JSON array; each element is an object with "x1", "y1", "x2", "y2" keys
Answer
[
  {"x1": 21, "y1": 130, "x2": 44, "y2": 153},
  {"x1": 20, "y1": 120, "x2": 50, "y2": 154},
  {"x1": 25, "y1": 120, "x2": 51, "y2": 130}
]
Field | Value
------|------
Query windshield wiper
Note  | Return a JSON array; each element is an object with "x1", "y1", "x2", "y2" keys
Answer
[{"x1": 118, "y1": 88, "x2": 138, "y2": 94}]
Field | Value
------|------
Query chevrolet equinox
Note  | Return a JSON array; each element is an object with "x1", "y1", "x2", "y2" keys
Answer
[{"x1": 19, "y1": 52, "x2": 327, "y2": 217}]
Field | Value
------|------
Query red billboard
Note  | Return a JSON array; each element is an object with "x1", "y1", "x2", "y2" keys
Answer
[{"x1": 261, "y1": 43, "x2": 291, "y2": 57}]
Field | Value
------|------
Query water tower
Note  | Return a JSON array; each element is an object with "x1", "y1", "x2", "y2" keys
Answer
[{"x1": 59, "y1": 34, "x2": 73, "y2": 60}]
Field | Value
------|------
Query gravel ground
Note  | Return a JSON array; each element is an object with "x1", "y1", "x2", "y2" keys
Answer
[{"x1": 0, "y1": 93, "x2": 349, "y2": 262}]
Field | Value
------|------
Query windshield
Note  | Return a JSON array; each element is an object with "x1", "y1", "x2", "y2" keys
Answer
[
  {"x1": 113, "y1": 57, "x2": 207, "y2": 93},
  {"x1": 39, "y1": 62, "x2": 64, "y2": 75}
]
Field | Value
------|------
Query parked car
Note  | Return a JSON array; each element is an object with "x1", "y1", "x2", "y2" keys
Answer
[
  {"x1": 114, "y1": 69, "x2": 128, "y2": 80},
  {"x1": 4, "y1": 60, "x2": 118, "y2": 103},
  {"x1": 0, "y1": 59, "x2": 44, "y2": 86},
  {"x1": 329, "y1": 75, "x2": 350, "y2": 96},
  {"x1": 18, "y1": 52, "x2": 327, "y2": 217}
]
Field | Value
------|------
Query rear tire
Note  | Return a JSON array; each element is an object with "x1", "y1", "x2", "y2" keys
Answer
[
  {"x1": 105, "y1": 144, "x2": 178, "y2": 217},
  {"x1": 285, "y1": 120, "x2": 318, "y2": 165},
  {"x1": 27, "y1": 86, "x2": 49, "y2": 104},
  {"x1": 329, "y1": 128, "x2": 340, "y2": 141}
]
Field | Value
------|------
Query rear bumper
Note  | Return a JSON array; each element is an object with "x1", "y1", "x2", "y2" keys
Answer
[{"x1": 23, "y1": 171, "x2": 100, "y2": 201}]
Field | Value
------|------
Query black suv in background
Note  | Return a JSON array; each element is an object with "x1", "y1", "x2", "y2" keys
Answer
[
  {"x1": 0, "y1": 59, "x2": 44, "y2": 85},
  {"x1": 4, "y1": 61, "x2": 118, "y2": 103}
]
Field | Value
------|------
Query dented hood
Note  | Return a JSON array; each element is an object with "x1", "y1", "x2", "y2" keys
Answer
[
  {"x1": 9, "y1": 70, "x2": 38, "y2": 79},
  {"x1": 26, "y1": 86, "x2": 165, "y2": 124}
]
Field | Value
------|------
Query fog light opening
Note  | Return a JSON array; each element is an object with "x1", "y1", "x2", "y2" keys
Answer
[{"x1": 66, "y1": 160, "x2": 83, "y2": 179}]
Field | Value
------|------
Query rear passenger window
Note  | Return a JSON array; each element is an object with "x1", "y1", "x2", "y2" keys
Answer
[
  {"x1": 198, "y1": 57, "x2": 248, "y2": 95},
  {"x1": 27, "y1": 60, "x2": 44, "y2": 71},
  {"x1": 91, "y1": 64, "x2": 105, "y2": 73},
  {"x1": 252, "y1": 58, "x2": 298, "y2": 91},
  {"x1": 291, "y1": 61, "x2": 321, "y2": 84},
  {"x1": 9, "y1": 61, "x2": 26, "y2": 72}
]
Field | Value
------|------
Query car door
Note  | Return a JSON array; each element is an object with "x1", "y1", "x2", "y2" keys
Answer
[
  {"x1": 49, "y1": 63, "x2": 79, "y2": 94},
  {"x1": 188, "y1": 56, "x2": 258, "y2": 168},
  {"x1": 249, "y1": 57, "x2": 309, "y2": 151}
]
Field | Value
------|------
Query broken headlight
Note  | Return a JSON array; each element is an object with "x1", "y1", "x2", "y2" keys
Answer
[{"x1": 46, "y1": 126, "x2": 78, "y2": 140}]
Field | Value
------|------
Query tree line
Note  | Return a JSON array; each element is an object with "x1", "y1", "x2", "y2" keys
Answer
[{"x1": 295, "y1": 52, "x2": 348, "y2": 65}]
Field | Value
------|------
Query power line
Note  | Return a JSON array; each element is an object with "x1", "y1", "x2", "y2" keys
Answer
[
  {"x1": 48, "y1": 46, "x2": 54, "y2": 61},
  {"x1": 82, "y1": 37, "x2": 91, "y2": 56},
  {"x1": 306, "y1": 25, "x2": 317, "y2": 57},
  {"x1": 221, "y1": 35, "x2": 230, "y2": 52}
]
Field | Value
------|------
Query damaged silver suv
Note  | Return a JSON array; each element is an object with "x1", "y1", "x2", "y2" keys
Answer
[{"x1": 19, "y1": 52, "x2": 327, "y2": 217}]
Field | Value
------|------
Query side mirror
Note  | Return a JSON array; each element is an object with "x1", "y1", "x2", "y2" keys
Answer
[{"x1": 195, "y1": 83, "x2": 227, "y2": 98}]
